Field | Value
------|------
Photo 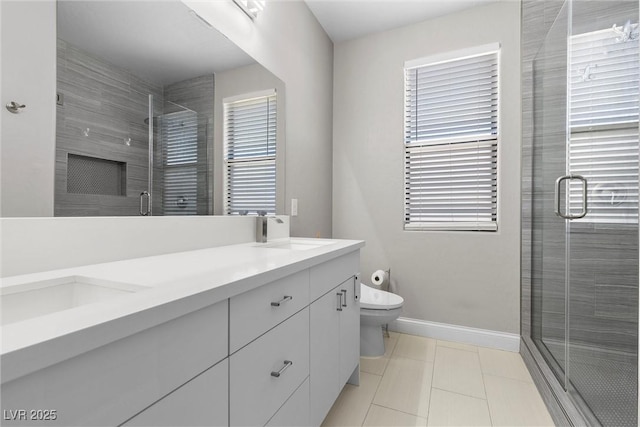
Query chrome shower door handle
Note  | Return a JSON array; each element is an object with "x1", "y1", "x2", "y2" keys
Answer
[
  {"x1": 554, "y1": 175, "x2": 587, "y2": 219},
  {"x1": 140, "y1": 191, "x2": 151, "y2": 216},
  {"x1": 341, "y1": 289, "x2": 347, "y2": 307},
  {"x1": 336, "y1": 293, "x2": 343, "y2": 311}
]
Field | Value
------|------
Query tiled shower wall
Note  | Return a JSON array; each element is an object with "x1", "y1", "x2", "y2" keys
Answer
[
  {"x1": 55, "y1": 40, "x2": 213, "y2": 216},
  {"x1": 55, "y1": 39, "x2": 164, "y2": 216}
]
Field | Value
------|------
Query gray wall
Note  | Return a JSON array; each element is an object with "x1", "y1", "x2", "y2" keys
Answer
[
  {"x1": 331, "y1": 1, "x2": 522, "y2": 333},
  {"x1": 213, "y1": 63, "x2": 286, "y2": 216},
  {"x1": 1, "y1": 1, "x2": 56, "y2": 217},
  {"x1": 184, "y1": 0, "x2": 334, "y2": 238}
]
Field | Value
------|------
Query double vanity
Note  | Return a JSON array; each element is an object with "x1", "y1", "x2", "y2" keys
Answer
[{"x1": 1, "y1": 238, "x2": 363, "y2": 427}]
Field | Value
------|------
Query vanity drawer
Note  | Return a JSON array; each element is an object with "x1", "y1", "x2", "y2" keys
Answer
[
  {"x1": 122, "y1": 359, "x2": 228, "y2": 427},
  {"x1": 230, "y1": 269, "x2": 309, "y2": 352},
  {"x1": 230, "y1": 307, "x2": 309, "y2": 427},
  {"x1": 266, "y1": 377, "x2": 310, "y2": 427},
  {"x1": 309, "y1": 251, "x2": 359, "y2": 302}
]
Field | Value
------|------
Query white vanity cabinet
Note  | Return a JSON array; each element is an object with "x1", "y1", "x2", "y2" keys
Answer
[
  {"x1": 309, "y1": 253, "x2": 361, "y2": 427},
  {"x1": 122, "y1": 359, "x2": 228, "y2": 427},
  {"x1": 1, "y1": 246, "x2": 362, "y2": 427}
]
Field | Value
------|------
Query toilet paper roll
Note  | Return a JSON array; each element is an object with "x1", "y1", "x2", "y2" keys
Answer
[{"x1": 371, "y1": 269, "x2": 388, "y2": 286}]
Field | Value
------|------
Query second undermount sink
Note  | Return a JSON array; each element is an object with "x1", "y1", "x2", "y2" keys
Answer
[
  {"x1": 257, "y1": 239, "x2": 336, "y2": 251},
  {"x1": 1, "y1": 276, "x2": 149, "y2": 326}
]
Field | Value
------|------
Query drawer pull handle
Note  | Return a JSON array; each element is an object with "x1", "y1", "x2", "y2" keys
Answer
[
  {"x1": 337, "y1": 292, "x2": 343, "y2": 311},
  {"x1": 341, "y1": 289, "x2": 348, "y2": 307},
  {"x1": 271, "y1": 360, "x2": 293, "y2": 378},
  {"x1": 271, "y1": 295, "x2": 293, "y2": 307}
]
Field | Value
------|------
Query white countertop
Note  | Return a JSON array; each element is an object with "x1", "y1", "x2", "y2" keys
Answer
[{"x1": 1, "y1": 238, "x2": 364, "y2": 382}]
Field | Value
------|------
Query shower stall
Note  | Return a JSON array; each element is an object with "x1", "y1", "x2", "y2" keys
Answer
[
  {"x1": 55, "y1": 36, "x2": 213, "y2": 217},
  {"x1": 522, "y1": 0, "x2": 639, "y2": 425}
]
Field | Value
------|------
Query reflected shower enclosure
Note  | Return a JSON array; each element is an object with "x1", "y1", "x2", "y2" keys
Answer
[
  {"x1": 54, "y1": 38, "x2": 212, "y2": 217},
  {"x1": 525, "y1": 0, "x2": 639, "y2": 425}
]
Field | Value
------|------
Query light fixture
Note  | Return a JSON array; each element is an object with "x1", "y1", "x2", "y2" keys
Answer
[{"x1": 232, "y1": 0, "x2": 265, "y2": 20}]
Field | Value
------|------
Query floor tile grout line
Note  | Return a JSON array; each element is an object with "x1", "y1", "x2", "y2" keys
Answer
[
  {"x1": 436, "y1": 342, "x2": 480, "y2": 353},
  {"x1": 426, "y1": 344, "x2": 439, "y2": 426},
  {"x1": 430, "y1": 386, "x2": 490, "y2": 402},
  {"x1": 369, "y1": 362, "x2": 388, "y2": 421},
  {"x1": 481, "y1": 372, "x2": 535, "y2": 385},
  {"x1": 478, "y1": 357, "x2": 495, "y2": 426},
  {"x1": 368, "y1": 403, "x2": 427, "y2": 420},
  {"x1": 360, "y1": 398, "x2": 373, "y2": 427},
  {"x1": 379, "y1": 336, "x2": 400, "y2": 376}
]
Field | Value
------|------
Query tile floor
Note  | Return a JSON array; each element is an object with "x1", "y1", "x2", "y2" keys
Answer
[{"x1": 321, "y1": 332, "x2": 555, "y2": 427}]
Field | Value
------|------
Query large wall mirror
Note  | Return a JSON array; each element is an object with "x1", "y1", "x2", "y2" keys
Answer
[{"x1": 55, "y1": 0, "x2": 285, "y2": 217}]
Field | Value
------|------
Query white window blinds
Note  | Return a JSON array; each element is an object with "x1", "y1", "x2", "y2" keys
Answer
[
  {"x1": 162, "y1": 110, "x2": 198, "y2": 215},
  {"x1": 404, "y1": 45, "x2": 499, "y2": 231},
  {"x1": 569, "y1": 25, "x2": 639, "y2": 224},
  {"x1": 224, "y1": 91, "x2": 277, "y2": 215}
]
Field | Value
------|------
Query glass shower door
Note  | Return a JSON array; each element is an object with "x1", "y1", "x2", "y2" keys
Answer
[
  {"x1": 532, "y1": 1, "x2": 639, "y2": 425},
  {"x1": 566, "y1": 1, "x2": 639, "y2": 425}
]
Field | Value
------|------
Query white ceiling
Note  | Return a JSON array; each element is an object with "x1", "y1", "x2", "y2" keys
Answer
[
  {"x1": 305, "y1": 0, "x2": 501, "y2": 43},
  {"x1": 57, "y1": 1, "x2": 256, "y2": 86}
]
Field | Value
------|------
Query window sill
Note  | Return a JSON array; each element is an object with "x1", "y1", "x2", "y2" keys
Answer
[{"x1": 404, "y1": 222, "x2": 498, "y2": 232}]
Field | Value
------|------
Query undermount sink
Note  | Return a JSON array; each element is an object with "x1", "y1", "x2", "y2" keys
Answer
[
  {"x1": 1, "y1": 276, "x2": 149, "y2": 326},
  {"x1": 257, "y1": 239, "x2": 336, "y2": 251}
]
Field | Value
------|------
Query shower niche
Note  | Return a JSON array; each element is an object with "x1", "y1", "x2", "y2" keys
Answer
[{"x1": 66, "y1": 154, "x2": 127, "y2": 197}]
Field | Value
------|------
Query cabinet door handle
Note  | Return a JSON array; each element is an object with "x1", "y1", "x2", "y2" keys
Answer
[
  {"x1": 271, "y1": 295, "x2": 293, "y2": 307},
  {"x1": 336, "y1": 293, "x2": 343, "y2": 311},
  {"x1": 271, "y1": 360, "x2": 293, "y2": 378},
  {"x1": 341, "y1": 289, "x2": 348, "y2": 307},
  {"x1": 354, "y1": 273, "x2": 360, "y2": 300}
]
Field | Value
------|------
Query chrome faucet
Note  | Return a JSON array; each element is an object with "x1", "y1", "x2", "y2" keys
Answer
[{"x1": 256, "y1": 211, "x2": 284, "y2": 243}]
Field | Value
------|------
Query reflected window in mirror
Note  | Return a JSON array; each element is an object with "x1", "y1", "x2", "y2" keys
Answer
[{"x1": 223, "y1": 90, "x2": 277, "y2": 215}]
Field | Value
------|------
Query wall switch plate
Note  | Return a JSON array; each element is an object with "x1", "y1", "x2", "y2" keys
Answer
[{"x1": 291, "y1": 198, "x2": 298, "y2": 216}]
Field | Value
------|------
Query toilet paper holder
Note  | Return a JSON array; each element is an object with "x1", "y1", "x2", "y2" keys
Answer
[
  {"x1": 371, "y1": 268, "x2": 392, "y2": 338},
  {"x1": 371, "y1": 268, "x2": 391, "y2": 291}
]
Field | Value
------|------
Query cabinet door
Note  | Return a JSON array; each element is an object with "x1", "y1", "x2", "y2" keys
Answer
[
  {"x1": 123, "y1": 359, "x2": 228, "y2": 427},
  {"x1": 309, "y1": 288, "x2": 341, "y2": 426},
  {"x1": 338, "y1": 277, "x2": 360, "y2": 386}
]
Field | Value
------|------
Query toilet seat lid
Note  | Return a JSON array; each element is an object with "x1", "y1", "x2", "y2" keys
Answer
[{"x1": 360, "y1": 283, "x2": 404, "y2": 310}]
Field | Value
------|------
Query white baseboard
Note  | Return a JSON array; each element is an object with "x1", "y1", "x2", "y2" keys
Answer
[{"x1": 388, "y1": 317, "x2": 521, "y2": 352}]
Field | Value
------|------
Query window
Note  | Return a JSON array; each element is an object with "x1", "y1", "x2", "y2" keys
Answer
[
  {"x1": 569, "y1": 25, "x2": 639, "y2": 224},
  {"x1": 404, "y1": 44, "x2": 500, "y2": 231},
  {"x1": 162, "y1": 110, "x2": 199, "y2": 215},
  {"x1": 224, "y1": 90, "x2": 277, "y2": 215}
]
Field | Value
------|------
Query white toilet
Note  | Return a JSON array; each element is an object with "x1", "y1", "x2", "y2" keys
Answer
[{"x1": 360, "y1": 283, "x2": 404, "y2": 357}]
